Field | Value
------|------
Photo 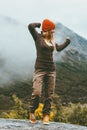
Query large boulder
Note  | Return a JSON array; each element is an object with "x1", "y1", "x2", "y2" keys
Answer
[{"x1": 0, "y1": 118, "x2": 87, "y2": 130}]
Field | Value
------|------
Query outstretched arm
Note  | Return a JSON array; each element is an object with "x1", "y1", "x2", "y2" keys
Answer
[
  {"x1": 28, "y1": 23, "x2": 41, "y2": 41},
  {"x1": 56, "y1": 37, "x2": 71, "y2": 51}
]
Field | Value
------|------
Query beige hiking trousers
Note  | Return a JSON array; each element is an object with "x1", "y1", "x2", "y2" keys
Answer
[{"x1": 29, "y1": 69, "x2": 56, "y2": 115}]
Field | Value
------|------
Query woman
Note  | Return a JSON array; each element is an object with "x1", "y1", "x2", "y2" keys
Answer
[{"x1": 28, "y1": 19, "x2": 70, "y2": 124}]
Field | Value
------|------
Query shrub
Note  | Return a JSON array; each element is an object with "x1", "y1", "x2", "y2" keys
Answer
[
  {"x1": 1, "y1": 94, "x2": 29, "y2": 119},
  {"x1": 69, "y1": 103, "x2": 87, "y2": 126}
]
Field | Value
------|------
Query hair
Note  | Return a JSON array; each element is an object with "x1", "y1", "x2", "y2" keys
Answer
[
  {"x1": 41, "y1": 31, "x2": 56, "y2": 50},
  {"x1": 41, "y1": 31, "x2": 54, "y2": 41}
]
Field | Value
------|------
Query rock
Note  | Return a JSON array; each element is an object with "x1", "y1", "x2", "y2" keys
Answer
[{"x1": 0, "y1": 118, "x2": 87, "y2": 130}]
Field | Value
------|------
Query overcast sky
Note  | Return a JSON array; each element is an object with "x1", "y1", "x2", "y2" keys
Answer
[{"x1": 0, "y1": 0, "x2": 87, "y2": 38}]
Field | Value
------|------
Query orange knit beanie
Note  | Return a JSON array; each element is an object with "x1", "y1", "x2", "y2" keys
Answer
[{"x1": 42, "y1": 19, "x2": 56, "y2": 32}]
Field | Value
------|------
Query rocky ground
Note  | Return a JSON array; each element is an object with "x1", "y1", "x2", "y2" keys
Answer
[{"x1": 0, "y1": 118, "x2": 87, "y2": 130}]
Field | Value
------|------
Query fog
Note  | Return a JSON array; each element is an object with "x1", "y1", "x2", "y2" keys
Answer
[
  {"x1": 0, "y1": 16, "x2": 36, "y2": 85},
  {"x1": 0, "y1": 0, "x2": 87, "y2": 38}
]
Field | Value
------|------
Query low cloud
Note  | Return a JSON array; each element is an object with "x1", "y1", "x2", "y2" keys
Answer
[{"x1": 0, "y1": 16, "x2": 36, "y2": 85}]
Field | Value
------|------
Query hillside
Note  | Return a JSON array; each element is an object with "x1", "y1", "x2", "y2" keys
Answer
[{"x1": 0, "y1": 16, "x2": 87, "y2": 109}]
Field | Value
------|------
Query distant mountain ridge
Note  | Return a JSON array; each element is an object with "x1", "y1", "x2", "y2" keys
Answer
[{"x1": 54, "y1": 22, "x2": 87, "y2": 62}]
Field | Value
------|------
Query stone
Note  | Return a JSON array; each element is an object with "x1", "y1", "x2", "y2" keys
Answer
[{"x1": 0, "y1": 118, "x2": 87, "y2": 130}]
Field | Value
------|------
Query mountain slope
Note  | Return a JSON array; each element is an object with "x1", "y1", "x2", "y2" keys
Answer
[
  {"x1": 54, "y1": 23, "x2": 87, "y2": 103},
  {"x1": 0, "y1": 16, "x2": 87, "y2": 103}
]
